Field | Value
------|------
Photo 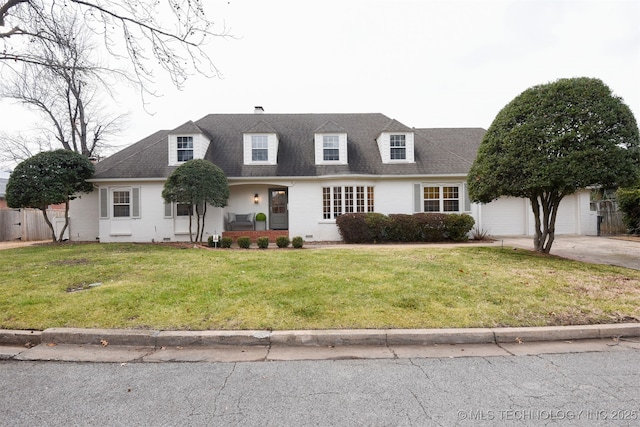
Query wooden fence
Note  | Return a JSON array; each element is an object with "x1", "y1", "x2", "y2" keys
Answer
[
  {"x1": 0, "y1": 208, "x2": 67, "y2": 242},
  {"x1": 592, "y1": 200, "x2": 626, "y2": 235}
]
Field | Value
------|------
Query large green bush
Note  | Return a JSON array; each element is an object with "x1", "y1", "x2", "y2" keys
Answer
[
  {"x1": 444, "y1": 213, "x2": 476, "y2": 241},
  {"x1": 414, "y1": 213, "x2": 448, "y2": 242},
  {"x1": 617, "y1": 186, "x2": 640, "y2": 234},
  {"x1": 336, "y1": 212, "x2": 475, "y2": 243},
  {"x1": 335, "y1": 213, "x2": 371, "y2": 243}
]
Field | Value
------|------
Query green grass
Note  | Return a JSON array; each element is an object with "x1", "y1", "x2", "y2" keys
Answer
[{"x1": 1, "y1": 243, "x2": 639, "y2": 330}]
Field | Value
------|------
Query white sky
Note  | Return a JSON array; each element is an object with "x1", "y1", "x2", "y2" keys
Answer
[{"x1": 1, "y1": 0, "x2": 639, "y2": 177}]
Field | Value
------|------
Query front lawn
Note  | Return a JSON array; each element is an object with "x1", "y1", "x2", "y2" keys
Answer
[{"x1": 1, "y1": 243, "x2": 638, "y2": 330}]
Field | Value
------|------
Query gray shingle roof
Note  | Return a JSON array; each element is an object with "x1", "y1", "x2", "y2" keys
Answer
[{"x1": 93, "y1": 113, "x2": 485, "y2": 180}]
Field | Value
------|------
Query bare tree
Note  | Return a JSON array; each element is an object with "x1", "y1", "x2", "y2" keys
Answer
[
  {"x1": 0, "y1": 9, "x2": 125, "y2": 164},
  {"x1": 0, "y1": 0, "x2": 224, "y2": 90}
]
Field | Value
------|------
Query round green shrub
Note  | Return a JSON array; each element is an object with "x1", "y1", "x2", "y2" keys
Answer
[
  {"x1": 257, "y1": 236, "x2": 269, "y2": 249},
  {"x1": 444, "y1": 213, "x2": 475, "y2": 241},
  {"x1": 291, "y1": 236, "x2": 304, "y2": 248},
  {"x1": 276, "y1": 236, "x2": 290, "y2": 248},
  {"x1": 220, "y1": 237, "x2": 233, "y2": 248},
  {"x1": 237, "y1": 236, "x2": 251, "y2": 249},
  {"x1": 256, "y1": 212, "x2": 267, "y2": 222}
]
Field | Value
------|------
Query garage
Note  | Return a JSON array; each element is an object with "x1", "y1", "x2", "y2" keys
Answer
[{"x1": 475, "y1": 190, "x2": 596, "y2": 236}]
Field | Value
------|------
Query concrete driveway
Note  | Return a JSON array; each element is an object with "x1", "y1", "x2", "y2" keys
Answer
[{"x1": 497, "y1": 235, "x2": 640, "y2": 270}]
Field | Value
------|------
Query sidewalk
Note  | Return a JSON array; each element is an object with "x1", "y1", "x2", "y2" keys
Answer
[{"x1": 2, "y1": 324, "x2": 639, "y2": 363}]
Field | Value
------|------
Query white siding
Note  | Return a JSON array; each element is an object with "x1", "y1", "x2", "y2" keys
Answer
[
  {"x1": 69, "y1": 189, "x2": 100, "y2": 241},
  {"x1": 71, "y1": 181, "x2": 225, "y2": 243}
]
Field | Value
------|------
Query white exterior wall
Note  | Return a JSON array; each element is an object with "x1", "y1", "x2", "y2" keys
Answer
[
  {"x1": 69, "y1": 189, "x2": 100, "y2": 241},
  {"x1": 71, "y1": 181, "x2": 225, "y2": 243},
  {"x1": 71, "y1": 178, "x2": 596, "y2": 243}
]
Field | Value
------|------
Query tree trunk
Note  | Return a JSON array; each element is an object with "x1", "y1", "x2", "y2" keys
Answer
[
  {"x1": 198, "y1": 203, "x2": 207, "y2": 244},
  {"x1": 187, "y1": 203, "x2": 194, "y2": 243},
  {"x1": 529, "y1": 191, "x2": 564, "y2": 254},
  {"x1": 39, "y1": 206, "x2": 58, "y2": 243},
  {"x1": 57, "y1": 199, "x2": 70, "y2": 242}
]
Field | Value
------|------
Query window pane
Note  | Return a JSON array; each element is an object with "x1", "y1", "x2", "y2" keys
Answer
[
  {"x1": 252, "y1": 135, "x2": 269, "y2": 161},
  {"x1": 443, "y1": 186, "x2": 459, "y2": 199},
  {"x1": 423, "y1": 186, "x2": 439, "y2": 200},
  {"x1": 113, "y1": 205, "x2": 130, "y2": 217},
  {"x1": 390, "y1": 135, "x2": 406, "y2": 160},
  {"x1": 345, "y1": 187, "x2": 354, "y2": 213},
  {"x1": 177, "y1": 136, "x2": 194, "y2": 162},
  {"x1": 323, "y1": 187, "x2": 331, "y2": 219},
  {"x1": 356, "y1": 186, "x2": 365, "y2": 212},
  {"x1": 367, "y1": 186, "x2": 374, "y2": 212},
  {"x1": 443, "y1": 200, "x2": 459, "y2": 212},
  {"x1": 176, "y1": 204, "x2": 192, "y2": 216},
  {"x1": 424, "y1": 200, "x2": 440, "y2": 212},
  {"x1": 113, "y1": 191, "x2": 129, "y2": 204},
  {"x1": 333, "y1": 187, "x2": 342, "y2": 218}
]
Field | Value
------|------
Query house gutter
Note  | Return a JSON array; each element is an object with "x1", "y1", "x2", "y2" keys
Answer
[{"x1": 88, "y1": 173, "x2": 468, "y2": 184}]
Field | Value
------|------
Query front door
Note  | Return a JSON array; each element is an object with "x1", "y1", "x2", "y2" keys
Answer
[{"x1": 269, "y1": 188, "x2": 288, "y2": 230}]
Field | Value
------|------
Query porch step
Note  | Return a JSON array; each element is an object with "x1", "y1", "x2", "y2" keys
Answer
[{"x1": 222, "y1": 230, "x2": 289, "y2": 243}]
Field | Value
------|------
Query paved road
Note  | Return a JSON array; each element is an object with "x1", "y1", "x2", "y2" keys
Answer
[{"x1": 1, "y1": 346, "x2": 639, "y2": 426}]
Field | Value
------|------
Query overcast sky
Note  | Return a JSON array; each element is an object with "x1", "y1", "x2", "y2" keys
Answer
[{"x1": 1, "y1": 0, "x2": 639, "y2": 177}]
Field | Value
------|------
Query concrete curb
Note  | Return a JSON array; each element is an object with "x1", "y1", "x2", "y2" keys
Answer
[{"x1": 2, "y1": 324, "x2": 639, "y2": 348}]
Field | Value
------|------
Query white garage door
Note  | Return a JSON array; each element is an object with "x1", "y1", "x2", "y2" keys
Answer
[
  {"x1": 479, "y1": 195, "x2": 582, "y2": 236},
  {"x1": 480, "y1": 197, "x2": 528, "y2": 236}
]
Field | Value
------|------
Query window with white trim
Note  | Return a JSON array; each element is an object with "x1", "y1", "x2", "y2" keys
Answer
[
  {"x1": 323, "y1": 135, "x2": 340, "y2": 161},
  {"x1": 177, "y1": 136, "x2": 194, "y2": 162},
  {"x1": 423, "y1": 185, "x2": 460, "y2": 212},
  {"x1": 251, "y1": 135, "x2": 269, "y2": 161},
  {"x1": 176, "y1": 204, "x2": 192, "y2": 216},
  {"x1": 323, "y1": 186, "x2": 374, "y2": 219},
  {"x1": 390, "y1": 134, "x2": 406, "y2": 160},
  {"x1": 102, "y1": 187, "x2": 140, "y2": 219},
  {"x1": 112, "y1": 191, "x2": 130, "y2": 217}
]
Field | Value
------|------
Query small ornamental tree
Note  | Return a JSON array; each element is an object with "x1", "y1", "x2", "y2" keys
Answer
[
  {"x1": 467, "y1": 77, "x2": 640, "y2": 253},
  {"x1": 6, "y1": 149, "x2": 95, "y2": 242},
  {"x1": 161, "y1": 159, "x2": 229, "y2": 243}
]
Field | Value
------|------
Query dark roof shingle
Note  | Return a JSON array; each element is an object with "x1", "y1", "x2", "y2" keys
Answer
[{"x1": 93, "y1": 113, "x2": 485, "y2": 180}]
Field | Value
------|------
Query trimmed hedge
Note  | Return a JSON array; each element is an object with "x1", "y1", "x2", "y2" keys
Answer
[
  {"x1": 291, "y1": 236, "x2": 304, "y2": 248},
  {"x1": 257, "y1": 236, "x2": 269, "y2": 249},
  {"x1": 237, "y1": 236, "x2": 251, "y2": 249},
  {"x1": 336, "y1": 212, "x2": 475, "y2": 244}
]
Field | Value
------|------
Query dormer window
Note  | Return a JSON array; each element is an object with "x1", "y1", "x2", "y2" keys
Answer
[
  {"x1": 167, "y1": 121, "x2": 210, "y2": 166},
  {"x1": 177, "y1": 136, "x2": 194, "y2": 162},
  {"x1": 314, "y1": 120, "x2": 348, "y2": 165},
  {"x1": 376, "y1": 131, "x2": 414, "y2": 163},
  {"x1": 251, "y1": 135, "x2": 269, "y2": 161},
  {"x1": 323, "y1": 135, "x2": 340, "y2": 161},
  {"x1": 390, "y1": 135, "x2": 406, "y2": 160}
]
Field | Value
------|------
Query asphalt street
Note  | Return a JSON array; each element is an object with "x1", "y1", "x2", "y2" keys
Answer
[{"x1": 1, "y1": 348, "x2": 639, "y2": 426}]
